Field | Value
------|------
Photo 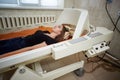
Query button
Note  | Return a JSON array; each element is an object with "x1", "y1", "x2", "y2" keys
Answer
[
  {"x1": 96, "y1": 47, "x2": 98, "y2": 50},
  {"x1": 101, "y1": 43, "x2": 104, "y2": 46},
  {"x1": 100, "y1": 46, "x2": 103, "y2": 48},
  {"x1": 105, "y1": 44, "x2": 107, "y2": 46}
]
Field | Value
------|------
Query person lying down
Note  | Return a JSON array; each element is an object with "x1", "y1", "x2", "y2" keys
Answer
[{"x1": 0, "y1": 24, "x2": 70, "y2": 55}]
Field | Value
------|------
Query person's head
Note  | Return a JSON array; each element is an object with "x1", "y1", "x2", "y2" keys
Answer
[{"x1": 53, "y1": 24, "x2": 69, "y2": 42}]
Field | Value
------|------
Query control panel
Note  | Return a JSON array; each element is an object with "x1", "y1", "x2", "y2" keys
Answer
[{"x1": 85, "y1": 41, "x2": 110, "y2": 57}]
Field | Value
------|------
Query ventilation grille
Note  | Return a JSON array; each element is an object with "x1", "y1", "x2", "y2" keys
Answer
[{"x1": 0, "y1": 15, "x2": 56, "y2": 29}]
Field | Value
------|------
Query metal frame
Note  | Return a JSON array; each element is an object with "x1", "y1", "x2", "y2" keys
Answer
[{"x1": 10, "y1": 61, "x2": 84, "y2": 80}]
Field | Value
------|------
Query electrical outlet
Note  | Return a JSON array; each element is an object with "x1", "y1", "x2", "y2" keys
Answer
[
  {"x1": 118, "y1": 10, "x2": 120, "y2": 16},
  {"x1": 85, "y1": 42, "x2": 110, "y2": 57},
  {"x1": 92, "y1": 42, "x2": 110, "y2": 53}
]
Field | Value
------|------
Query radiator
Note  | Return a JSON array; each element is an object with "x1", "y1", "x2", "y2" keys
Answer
[{"x1": 0, "y1": 15, "x2": 56, "y2": 29}]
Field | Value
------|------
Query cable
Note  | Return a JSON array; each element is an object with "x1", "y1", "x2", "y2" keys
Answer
[
  {"x1": 85, "y1": 62, "x2": 101, "y2": 73},
  {"x1": 113, "y1": 16, "x2": 120, "y2": 31},
  {"x1": 98, "y1": 56, "x2": 120, "y2": 68},
  {"x1": 105, "y1": 1, "x2": 120, "y2": 33},
  {"x1": 85, "y1": 54, "x2": 120, "y2": 73},
  {"x1": 85, "y1": 53, "x2": 106, "y2": 63},
  {"x1": 115, "y1": 16, "x2": 120, "y2": 30},
  {"x1": 105, "y1": 2, "x2": 116, "y2": 28}
]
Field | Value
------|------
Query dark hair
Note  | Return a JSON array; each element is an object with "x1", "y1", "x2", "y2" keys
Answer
[{"x1": 55, "y1": 24, "x2": 68, "y2": 42}]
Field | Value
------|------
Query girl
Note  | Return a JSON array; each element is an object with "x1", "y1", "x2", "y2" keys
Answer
[{"x1": 0, "y1": 24, "x2": 68, "y2": 55}]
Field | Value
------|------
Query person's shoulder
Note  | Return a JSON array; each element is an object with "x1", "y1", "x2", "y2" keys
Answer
[
  {"x1": 43, "y1": 31, "x2": 50, "y2": 34},
  {"x1": 34, "y1": 30, "x2": 44, "y2": 34},
  {"x1": 35, "y1": 30, "x2": 50, "y2": 34},
  {"x1": 45, "y1": 37, "x2": 57, "y2": 45}
]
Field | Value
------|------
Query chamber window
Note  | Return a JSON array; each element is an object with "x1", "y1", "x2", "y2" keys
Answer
[
  {"x1": 41, "y1": 0, "x2": 58, "y2": 7},
  {"x1": 20, "y1": 0, "x2": 39, "y2": 4},
  {"x1": 0, "y1": 0, "x2": 64, "y2": 9}
]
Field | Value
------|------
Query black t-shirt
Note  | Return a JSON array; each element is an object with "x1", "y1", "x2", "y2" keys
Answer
[{"x1": 24, "y1": 30, "x2": 57, "y2": 47}]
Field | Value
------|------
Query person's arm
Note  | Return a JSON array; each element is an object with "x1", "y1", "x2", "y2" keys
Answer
[
  {"x1": 11, "y1": 42, "x2": 47, "y2": 53},
  {"x1": 30, "y1": 41, "x2": 47, "y2": 49},
  {"x1": 0, "y1": 42, "x2": 47, "y2": 58}
]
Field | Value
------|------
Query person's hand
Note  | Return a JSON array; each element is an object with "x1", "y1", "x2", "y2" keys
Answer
[{"x1": 64, "y1": 32, "x2": 70, "y2": 40}]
